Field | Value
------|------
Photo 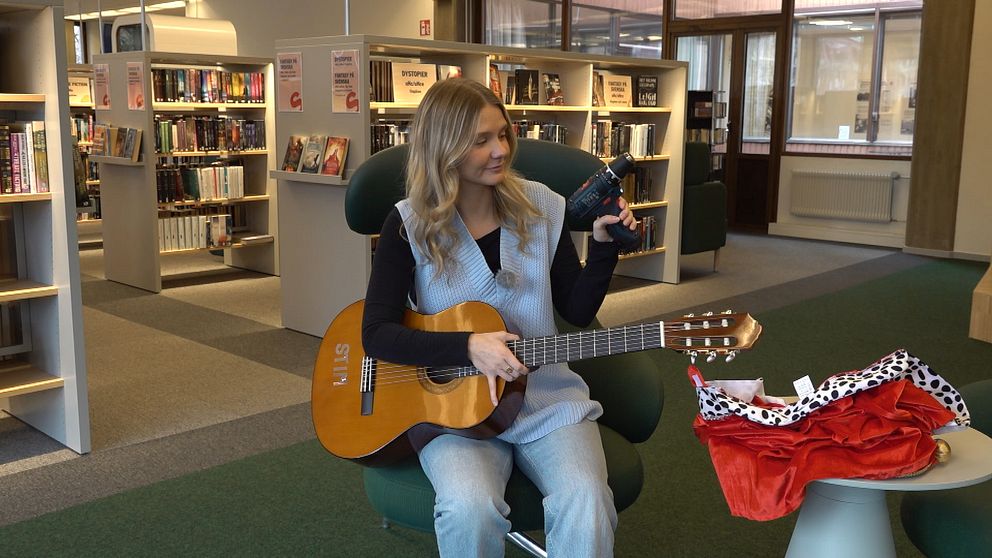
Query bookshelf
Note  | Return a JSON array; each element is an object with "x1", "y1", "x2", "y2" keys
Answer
[
  {"x1": 68, "y1": 64, "x2": 102, "y2": 248},
  {"x1": 272, "y1": 34, "x2": 686, "y2": 337},
  {"x1": 91, "y1": 51, "x2": 277, "y2": 293},
  {"x1": 686, "y1": 90, "x2": 728, "y2": 179},
  {"x1": 0, "y1": 1, "x2": 91, "y2": 453}
]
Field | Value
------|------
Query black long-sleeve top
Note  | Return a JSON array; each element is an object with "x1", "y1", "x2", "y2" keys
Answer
[{"x1": 361, "y1": 207, "x2": 619, "y2": 366}]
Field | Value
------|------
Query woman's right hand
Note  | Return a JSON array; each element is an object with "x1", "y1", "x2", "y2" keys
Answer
[{"x1": 468, "y1": 331, "x2": 527, "y2": 407}]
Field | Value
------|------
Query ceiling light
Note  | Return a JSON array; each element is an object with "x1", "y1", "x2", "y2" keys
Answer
[
  {"x1": 807, "y1": 19, "x2": 854, "y2": 26},
  {"x1": 66, "y1": 1, "x2": 188, "y2": 21}
]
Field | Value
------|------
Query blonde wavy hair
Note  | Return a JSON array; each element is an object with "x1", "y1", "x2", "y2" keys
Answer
[{"x1": 405, "y1": 78, "x2": 541, "y2": 277}]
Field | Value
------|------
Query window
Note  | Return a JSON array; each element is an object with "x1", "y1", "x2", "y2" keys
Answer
[
  {"x1": 675, "y1": 0, "x2": 782, "y2": 20},
  {"x1": 486, "y1": 0, "x2": 562, "y2": 50},
  {"x1": 788, "y1": 2, "x2": 922, "y2": 154},
  {"x1": 73, "y1": 22, "x2": 85, "y2": 63},
  {"x1": 485, "y1": 1, "x2": 663, "y2": 59},
  {"x1": 571, "y1": 1, "x2": 664, "y2": 58}
]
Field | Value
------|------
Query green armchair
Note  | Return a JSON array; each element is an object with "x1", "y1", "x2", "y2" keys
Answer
[
  {"x1": 900, "y1": 379, "x2": 992, "y2": 557},
  {"x1": 344, "y1": 138, "x2": 665, "y2": 556},
  {"x1": 681, "y1": 142, "x2": 727, "y2": 271}
]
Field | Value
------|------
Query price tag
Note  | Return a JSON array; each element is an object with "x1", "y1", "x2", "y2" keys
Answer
[{"x1": 793, "y1": 375, "x2": 815, "y2": 398}]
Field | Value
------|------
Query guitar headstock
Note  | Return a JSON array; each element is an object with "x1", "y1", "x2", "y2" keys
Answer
[{"x1": 666, "y1": 311, "x2": 762, "y2": 363}]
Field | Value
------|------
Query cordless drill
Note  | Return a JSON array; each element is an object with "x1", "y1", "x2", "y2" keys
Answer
[{"x1": 566, "y1": 153, "x2": 640, "y2": 251}]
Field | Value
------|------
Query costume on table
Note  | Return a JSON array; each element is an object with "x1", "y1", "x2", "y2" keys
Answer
[{"x1": 693, "y1": 350, "x2": 969, "y2": 520}]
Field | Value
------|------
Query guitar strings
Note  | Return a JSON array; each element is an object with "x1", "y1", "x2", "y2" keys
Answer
[
  {"x1": 365, "y1": 321, "x2": 732, "y2": 378},
  {"x1": 361, "y1": 328, "x2": 730, "y2": 387}
]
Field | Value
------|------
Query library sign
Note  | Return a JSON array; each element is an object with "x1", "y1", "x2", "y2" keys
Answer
[
  {"x1": 331, "y1": 50, "x2": 360, "y2": 113},
  {"x1": 278, "y1": 52, "x2": 304, "y2": 112}
]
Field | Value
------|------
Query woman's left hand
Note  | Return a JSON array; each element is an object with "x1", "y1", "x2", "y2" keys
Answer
[{"x1": 591, "y1": 196, "x2": 637, "y2": 243}]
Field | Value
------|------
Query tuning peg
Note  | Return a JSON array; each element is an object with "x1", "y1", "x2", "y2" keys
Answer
[
  {"x1": 725, "y1": 351, "x2": 738, "y2": 363},
  {"x1": 722, "y1": 310, "x2": 733, "y2": 314},
  {"x1": 703, "y1": 311, "x2": 714, "y2": 317},
  {"x1": 684, "y1": 313, "x2": 695, "y2": 318},
  {"x1": 688, "y1": 350, "x2": 698, "y2": 364},
  {"x1": 706, "y1": 352, "x2": 717, "y2": 363}
]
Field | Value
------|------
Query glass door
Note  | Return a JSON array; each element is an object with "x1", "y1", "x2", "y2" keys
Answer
[{"x1": 676, "y1": 29, "x2": 780, "y2": 229}]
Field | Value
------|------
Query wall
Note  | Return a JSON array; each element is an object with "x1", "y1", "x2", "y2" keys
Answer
[
  {"x1": 185, "y1": 0, "x2": 434, "y2": 58},
  {"x1": 770, "y1": 156, "x2": 912, "y2": 248},
  {"x1": 954, "y1": 0, "x2": 992, "y2": 259}
]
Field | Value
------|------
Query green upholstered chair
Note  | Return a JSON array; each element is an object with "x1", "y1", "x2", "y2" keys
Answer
[
  {"x1": 900, "y1": 379, "x2": 992, "y2": 557},
  {"x1": 345, "y1": 138, "x2": 665, "y2": 556},
  {"x1": 681, "y1": 142, "x2": 727, "y2": 272}
]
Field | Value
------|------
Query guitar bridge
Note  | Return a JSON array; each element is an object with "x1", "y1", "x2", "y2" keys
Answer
[{"x1": 361, "y1": 356, "x2": 376, "y2": 416}]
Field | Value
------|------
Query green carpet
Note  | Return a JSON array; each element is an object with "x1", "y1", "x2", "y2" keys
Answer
[{"x1": 2, "y1": 259, "x2": 989, "y2": 557}]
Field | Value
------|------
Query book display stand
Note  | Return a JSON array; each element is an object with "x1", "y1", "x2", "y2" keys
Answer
[
  {"x1": 91, "y1": 51, "x2": 277, "y2": 293},
  {"x1": 0, "y1": 0, "x2": 91, "y2": 453},
  {"x1": 273, "y1": 35, "x2": 686, "y2": 337}
]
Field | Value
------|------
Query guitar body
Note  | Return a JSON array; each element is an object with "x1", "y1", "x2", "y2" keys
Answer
[{"x1": 312, "y1": 300, "x2": 525, "y2": 466}]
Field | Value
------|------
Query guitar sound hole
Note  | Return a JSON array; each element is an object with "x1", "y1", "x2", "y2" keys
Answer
[{"x1": 425, "y1": 367, "x2": 455, "y2": 385}]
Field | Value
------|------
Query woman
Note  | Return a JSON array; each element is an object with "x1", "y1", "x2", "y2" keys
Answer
[{"x1": 362, "y1": 77, "x2": 636, "y2": 557}]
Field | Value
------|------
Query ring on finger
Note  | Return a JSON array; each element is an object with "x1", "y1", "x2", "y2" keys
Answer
[{"x1": 504, "y1": 366, "x2": 514, "y2": 375}]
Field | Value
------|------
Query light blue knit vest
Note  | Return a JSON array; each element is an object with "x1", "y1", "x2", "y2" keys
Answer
[{"x1": 395, "y1": 180, "x2": 603, "y2": 443}]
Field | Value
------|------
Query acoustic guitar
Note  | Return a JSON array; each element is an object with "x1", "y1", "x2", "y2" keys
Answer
[{"x1": 312, "y1": 300, "x2": 761, "y2": 466}]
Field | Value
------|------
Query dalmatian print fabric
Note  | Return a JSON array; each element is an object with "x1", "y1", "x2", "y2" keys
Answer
[{"x1": 696, "y1": 350, "x2": 970, "y2": 428}]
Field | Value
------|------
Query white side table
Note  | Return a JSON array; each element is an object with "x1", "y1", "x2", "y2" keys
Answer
[{"x1": 785, "y1": 427, "x2": 992, "y2": 558}]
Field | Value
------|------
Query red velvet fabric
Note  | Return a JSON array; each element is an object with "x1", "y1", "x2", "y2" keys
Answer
[{"x1": 693, "y1": 379, "x2": 956, "y2": 521}]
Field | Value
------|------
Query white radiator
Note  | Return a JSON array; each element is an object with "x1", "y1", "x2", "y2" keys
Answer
[{"x1": 790, "y1": 170, "x2": 898, "y2": 223}]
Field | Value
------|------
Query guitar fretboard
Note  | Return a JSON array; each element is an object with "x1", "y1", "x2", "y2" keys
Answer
[{"x1": 507, "y1": 322, "x2": 666, "y2": 368}]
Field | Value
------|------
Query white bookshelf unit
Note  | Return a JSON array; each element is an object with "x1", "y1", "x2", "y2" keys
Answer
[
  {"x1": 273, "y1": 35, "x2": 686, "y2": 337},
  {"x1": 91, "y1": 51, "x2": 277, "y2": 293},
  {"x1": 0, "y1": 0, "x2": 91, "y2": 453}
]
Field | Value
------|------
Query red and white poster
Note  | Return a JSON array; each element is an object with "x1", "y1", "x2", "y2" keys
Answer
[
  {"x1": 331, "y1": 49, "x2": 360, "y2": 113},
  {"x1": 278, "y1": 52, "x2": 303, "y2": 112},
  {"x1": 126, "y1": 62, "x2": 145, "y2": 110},
  {"x1": 94, "y1": 64, "x2": 111, "y2": 109}
]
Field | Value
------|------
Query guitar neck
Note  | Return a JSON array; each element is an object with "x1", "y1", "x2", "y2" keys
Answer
[{"x1": 507, "y1": 322, "x2": 666, "y2": 368}]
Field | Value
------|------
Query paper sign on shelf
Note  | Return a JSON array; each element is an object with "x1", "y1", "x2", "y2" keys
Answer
[
  {"x1": 94, "y1": 64, "x2": 111, "y2": 109},
  {"x1": 126, "y1": 62, "x2": 145, "y2": 110},
  {"x1": 278, "y1": 52, "x2": 304, "y2": 112},
  {"x1": 331, "y1": 49, "x2": 361, "y2": 113}
]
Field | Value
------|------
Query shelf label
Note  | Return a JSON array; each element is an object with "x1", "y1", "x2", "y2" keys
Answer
[
  {"x1": 94, "y1": 64, "x2": 110, "y2": 109},
  {"x1": 278, "y1": 52, "x2": 304, "y2": 112},
  {"x1": 331, "y1": 49, "x2": 360, "y2": 113},
  {"x1": 126, "y1": 62, "x2": 145, "y2": 110}
]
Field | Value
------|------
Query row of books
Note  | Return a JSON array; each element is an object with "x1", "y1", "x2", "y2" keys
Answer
[
  {"x1": 686, "y1": 127, "x2": 728, "y2": 145},
  {"x1": 591, "y1": 122, "x2": 658, "y2": 159},
  {"x1": 511, "y1": 121, "x2": 568, "y2": 144},
  {"x1": 0, "y1": 122, "x2": 49, "y2": 194},
  {"x1": 369, "y1": 60, "x2": 463, "y2": 103},
  {"x1": 152, "y1": 68, "x2": 266, "y2": 104},
  {"x1": 154, "y1": 116, "x2": 266, "y2": 153},
  {"x1": 624, "y1": 167, "x2": 655, "y2": 206},
  {"x1": 155, "y1": 164, "x2": 246, "y2": 203},
  {"x1": 591, "y1": 72, "x2": 658, "y2": 108},
  {"x1": 71, "y1": 114, "x2": 95, "y2": 143},
  {"x1": 158, "y1": 214, "x2": 232, "y2": 252},
  {"x1": 370, "y1": 122, "x2": 410, "y2": 154},
  {"x1": 281, "y1": 134, "x2": 349, "y2": 177},
  {"x1": 629, "y1": 215, "x2": 659, "y2": 253},
  {"x1": 91, "y1": 124, "x2": 142, "y2": 161},
  {"x1": 496, "y1": 68, "x2": 561, "y2": 106}
]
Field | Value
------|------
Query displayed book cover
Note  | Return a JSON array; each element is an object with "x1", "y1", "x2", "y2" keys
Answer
[
  {"x1": 68, "y1": 76, "x2": 93, "y2": 105},
  {"x1": 514, "y1": 69, "x2": 539, "y2": 105},
  {"x1": 391, "y1": 62, "x2": 438, "y2": 104},
  {"x1": 281, "y1": 135, "x2": 306, "y2": 171},
  {"x1": 320, "y1": 136, "x2": 349, "y2": 177},
  {"x1": 298, "y1": 134, "x2": 326, "y2": 173},
  {"x1": 437, "y1": 64, "x2": 463, "y2": 80},
  {"x1": 208, "y1": 214, "x2": 232, "y2": 247},
  {"x1": 92, "y1": 124, "x2": 108, "y2": 155},
  {"x1": 489, "y1": 64, "x2": 502, "y2": 99},
  {"x1": 504, "y1": 75, "x2": 516, "y2": 105},
  {"x1": 543, "y1": 73, "x2": 564, "y2": 106},
  {"x1": 636, "y1": 75, "x2": 658, "y2": 107},
  {"x1": 592, "y1": 71, "x2": 606, "y2": 107},
  {"x1": 604, "y1": 74, "x2": 633, "y2": 107}
]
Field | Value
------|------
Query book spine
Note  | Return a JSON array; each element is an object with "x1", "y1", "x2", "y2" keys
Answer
[{"x1": 32, "y1": 123, "x2": 49, "y2": 193}]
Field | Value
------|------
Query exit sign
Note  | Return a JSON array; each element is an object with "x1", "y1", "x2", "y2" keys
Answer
[{"x1": 420, "y1": 19, "x2": 431, "y2": 36}]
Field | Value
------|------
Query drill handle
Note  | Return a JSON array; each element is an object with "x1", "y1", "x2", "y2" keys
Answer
[{"x1": 603, "y1": 197, "x2": 641, "y2": 251}]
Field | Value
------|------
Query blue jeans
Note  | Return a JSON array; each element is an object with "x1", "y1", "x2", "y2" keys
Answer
[{"x1": 418, "y1": 420, "x2": 617, "y2": 557}]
